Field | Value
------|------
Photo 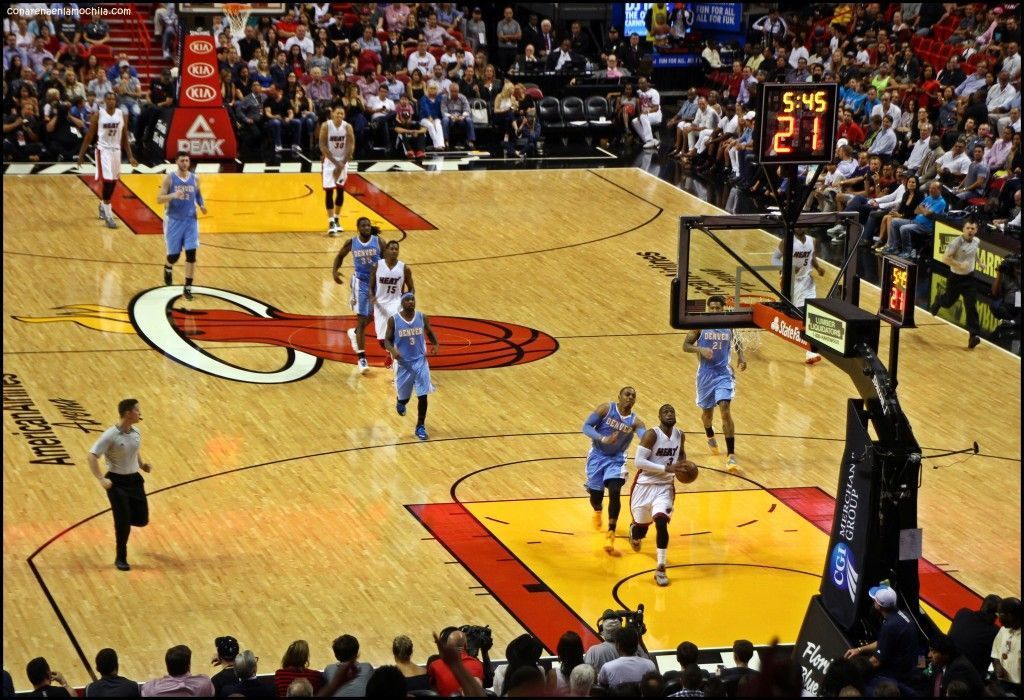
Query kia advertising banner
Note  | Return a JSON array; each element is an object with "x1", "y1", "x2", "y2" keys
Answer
[
  {"x1": 818, "y1": 400, "x2": 880, "y2": 631},
  {"x1": 165, "y1": 35, "x2": 236, "y2": 159}
]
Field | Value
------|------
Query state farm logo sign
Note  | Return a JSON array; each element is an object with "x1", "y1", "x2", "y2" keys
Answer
[
  {"x1": 191, "y1": 39, "x2": 215, "y2": 54},
  {"x1": 187, "y1": 62, "x2": 215, "y2": 78},
  {"x1": 185, "y1": 84, "x2": 218, "y2": 103}
]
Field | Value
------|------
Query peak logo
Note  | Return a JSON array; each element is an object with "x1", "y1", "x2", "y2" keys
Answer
[
  {"x1": 184, "y1": 84, "x2": 218, "y2": 103},
  {"x1": 14, "y1": 288, "x2": 559, "y2": 384},
  {"x1": 187, "y1": 63, "x2": 215, "y2": 78},
  {"x1": 828, "y1": 542, "x2": 859, "y2": 603},
  {"x1": 178, "y1": 114, "x2": 225, "y2": 156}
]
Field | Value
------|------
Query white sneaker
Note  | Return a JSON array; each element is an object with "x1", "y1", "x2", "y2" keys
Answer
[
  {"x1": 347, "y1": 328, "x2": 358, "y2": 351},
  {"x1": 105, "y1": 216, "x2": 117, "y2": 229},
  {"x1": 654, "y1": 567, "x2": 669, "y2": 586},
  {"x1": 97, "y1": 203, "x2": 104, "y2": 220},
  {"x1": 643, "y1": 140, "x2": 658, "y2": 150},
  {"x1": 358, "y1": 357, "x2": 369, "y2": 374},
  {"x1": 327, "y1": 226, "x2": 340, "y2": 237},
  {"x1": 827, "y1": 224, "x2": 844, "y2": 235}
]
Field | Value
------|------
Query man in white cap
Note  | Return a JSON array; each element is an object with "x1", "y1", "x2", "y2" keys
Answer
[{"x1": 843, "y1": 585, "x2": 919, "y2": 689}]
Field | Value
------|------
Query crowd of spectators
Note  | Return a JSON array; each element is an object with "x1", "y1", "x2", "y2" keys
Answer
[{"x1": 5, "y1": 594, "x2": 1021, "y2": 697}]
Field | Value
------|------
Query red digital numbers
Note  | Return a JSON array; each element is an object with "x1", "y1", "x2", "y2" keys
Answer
[
  {"x1": 888, "y1": 286, "x2": 905, "y2": 313},
  {"x1": 772, "y1": 115, "x2": 795, "y2": 154}
]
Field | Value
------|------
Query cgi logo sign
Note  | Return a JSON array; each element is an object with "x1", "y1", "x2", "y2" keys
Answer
[
  {"x1": 828, "y1": 542, "x2": 860, "y2": 604},
  {"x1": 185, "y1": 85, "x2": 218, "y2": 103},
  {"x1": 187, "y1": 62, "x2": 215, "y2": 78}
]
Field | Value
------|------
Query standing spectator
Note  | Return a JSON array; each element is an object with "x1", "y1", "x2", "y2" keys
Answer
[
  {"x1": 930, "y1": 218, "x2": 983, "y2": 348},
  {"x1": 496, "y1": 6, "x2": 521, "y2": 75},
  {"x1": 596, "y1": 628, "x2": 656, "y2": 691},
  {"x1": 991, "y1": 597, "x2": 1022, "y2": 693},
  {"x1": 752, "y1": 8, "x2": 787, "y2": 46},
  {"x1": 949, "y1": 595, "x2": 1003, "y2": 678},
  {"x1": 567, "y1": 21, "x2": 591, "y2": 60},
  {"x1": 154, "y1": 3, "x2": 178, "y2": 59},
  {"x1": 620, "y1": 33, "x2": 646, "y2": 75},
  {"x1": 41, "y1": 87, "x2": 82, "y2": 161},
  {"x1": 465, "y1": 7, "x2": 488, "y2": 53},
  {"x1": 25, "y1": 657, "x2": 72, "y2": 698},
  {"x1": 85, "y1": 648, "x2": 140, "y2": 698},
  {"x1": 141, "y1": 646, "x2": 214, "y2": 697},
  {"x1": 324, "y1": 635, "x2": 373, "y2": 697}
]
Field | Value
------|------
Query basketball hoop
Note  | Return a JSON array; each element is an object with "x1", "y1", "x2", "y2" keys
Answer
[
  {"x1": 223, "y1": 3, "x2": 252, "y2": 37},
  {"x1": 725, "y1": 295, "x2": 774, "y2": 355}
]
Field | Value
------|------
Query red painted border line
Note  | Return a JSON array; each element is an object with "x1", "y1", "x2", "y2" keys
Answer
[
  {"x1": 407, "y1": 503, "x2": 601, "y2": 653},
  {"x1": 346, "y1": 174, "x2": 435, "y2": 231},
  {"x1": 769, "y1": 487, "x2": 982, "y2": 618},
  {"x1": 80, "y1": 175, "x2": 164, "y2": 234}
]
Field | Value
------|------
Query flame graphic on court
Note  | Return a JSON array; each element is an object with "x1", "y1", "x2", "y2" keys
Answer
[{"x1": 13, "y1": 290, "x2": 559, "y2": 383}]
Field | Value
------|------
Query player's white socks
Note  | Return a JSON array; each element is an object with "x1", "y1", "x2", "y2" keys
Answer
[
  {"x1": 103, "y1": 202, "x2": 113, "y2": 218},
  {"x1": 657, "y1": 548, "x2": 667, "y2": 567}
]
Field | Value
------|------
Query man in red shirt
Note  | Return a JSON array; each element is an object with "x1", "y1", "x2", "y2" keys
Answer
[
  {"x1": 427, "y1": 630, "x2": 485, "y2": 695},
  {"x1": 838, "y1": 109, "x2": 865, "y2": 147}
]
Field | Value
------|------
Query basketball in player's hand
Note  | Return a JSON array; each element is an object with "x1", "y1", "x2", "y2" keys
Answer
[{"x1": 675, "y1": 460, "x2": 699, "y2": 484}]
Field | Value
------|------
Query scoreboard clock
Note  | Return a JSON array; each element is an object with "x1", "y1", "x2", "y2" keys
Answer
[
  {"x1": 757, "y1": 83, "x2": 839, "y2": 165},
  {"x1": 878, "y1": 255, "x2": 918, "y2": 328}
]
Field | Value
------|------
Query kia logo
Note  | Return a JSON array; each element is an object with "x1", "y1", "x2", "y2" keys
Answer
[
  {"x1": 185, "y1": 85, "x2": 218, "y2": 102},
  {"x1": 187, "y1": 63, "x2": 215, "y2": 78},
  {"x1": 190, "y1": 39, "x2": 215, "y2": 53}
]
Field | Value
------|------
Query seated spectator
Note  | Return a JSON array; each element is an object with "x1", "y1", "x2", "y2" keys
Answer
[
  {"x1": 407, "y1": 40, "x2": 436, "y2": 76},
  {"x1": 234, "y1": 83, "x2": 265, "y2": 148},
  {"x1": 548, "y1": 631, "x2": 585, "y2": 694},
  {"x1": 954, "y1": 144, "x2": 992, "y2": 199},
  {"x1": 263, "y1": 83, "x2": 302, "y2": 153},
  {"x1": 428, "y1": 629, "x2": 484, "y2": 696},
  {"x1": 286, "y1": 678, "x2": 314, "y2": 697},
  {"x1": 569, "y1": 664, "x2": 596, "y2": 697},
  {"x1": 992, "y1": 597, "x2": 1022, "y2": 694},
  {"x1": 324, "y1": 635, "x2": 373, "y2": 697},
  {"x1": 506, "y1": 665, "x2": 547, "y2": 697},
  {"x1": 477, "y1": 64, "x2": 501, "y2": 107},
  {"x1": 720, "y1": 639, "x2": 758, "y2": 695},
  {"x1": 356, "y1": 25, "x2": 382, "y2": 57},
  {"x1": 428, "y1": 63, "x2": 452, "y2": 96},
  {"x1": 956, "y1": 61, "x2": 989, "y2": 99},
  {"x1": 418, "y1": 81, "x2": 446, "y2": 149},
  {"x1": 595, "y1": 53, "x2": 629, "y2": 81},
  {"x1": 394, "y1": 99, "x2": 427, "y2": 158},
  {"x1": 391, "y1": 635, "x2": 429, "y2": 693},
  {"x1": 671, "y1": 664, "x2": 704, "y2": 697},
  {"x1": 340, "y1": 82, "x2": 368, "y2": 145},
  {"x1": 545, "y1": 38, "x2": 581, "y2": 73},
  {"x1": 291, "y1": 84, "x2": 318, "y2": 151},
  {"x1": 274, "y1": 640, "x2": 323, "y2": 697},
  {"x1": 949, "y1": 595, "x2": 1003, "y2": 677},
  {"x1": 41, "y1": 87, "x2": 83, "y2": 161},
  {"x1": 141, "y1": 645, "x2": 215, "y2": 697},
  {"x1": 3, "y1": 101, "x2": 46, "y2": 161},
  {"x1": 423, "y1": 12, "x2": 455, "y2": 48},
  {"x1": 221, "y1": 651, "x2": 273, "y2": 699},
  {"x1": 937, "y1": 139, "x2": 972, "y2": 186},
  {"x1": 868, "y1": 115, "x2": 898, "y2": 159},
  {"x1": 270, "y1": 50, "x2": 292, "y2": 89},
  {"x1": 987, "y1": 126, "x2": 1015, "y2": 171},
  {"x1": 597, "y1": 627, "x2": 656, "y2": 691},
  {"x1": 364, "y1": 666, "x2": 407, "y2": 697},
  {"x1": 441, "y1": 82, "x2": 473, "y2": 148},
  {"x1": 928, "y1": 633, "x2": 985, "y2": 697},
  {"x1": 209, "y1": 636, "x2": 241, "y2": 695},
  {"x1": 406, "y1": 68, "x2": 427, "y2": 102},
  {"x1": 82, "y1": 15, "x2": 111, "y2": 50},
  {"x1": 25, "y1": 657, "x2": 73, "y2": 698},
  {"x1": 513, "y1": 43, "x2": 541, "y2": 74},
  {"x1": 884, "y1": 179, "x2": 947, "y2": 259}
]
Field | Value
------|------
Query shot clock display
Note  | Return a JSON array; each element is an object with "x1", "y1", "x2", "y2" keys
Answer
[
  {"x1": 879, "y1": 255, "x2": 917, "y2": 328},
  {"x1": 756, "y1": 83, "x2": 839, "y2": 165}
]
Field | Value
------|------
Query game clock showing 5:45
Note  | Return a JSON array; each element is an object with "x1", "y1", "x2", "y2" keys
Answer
[
  {"x1": 756, "y1": 83, "x2": 839, "y2": 165},
  {"x1": 879, "y1": 255, "x2": 918, "y2": 328}
]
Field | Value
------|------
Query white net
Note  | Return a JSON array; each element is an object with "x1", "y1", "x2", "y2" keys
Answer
[
  {"x1": 224, "y1": 4, "x2": 252, "y2": 37},
  {"x1": 733, "y1": 328, "x2": 762, "y2": 355}
]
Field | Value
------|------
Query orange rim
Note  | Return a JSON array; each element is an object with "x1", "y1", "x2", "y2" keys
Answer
[{"x1": 223, "y1": 3, "x2": 251, "y2": 15}]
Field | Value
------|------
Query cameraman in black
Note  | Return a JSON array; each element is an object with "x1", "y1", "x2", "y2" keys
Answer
[
  {"x1": 991, "y1": 254, "x2": 1021, "y2": 332},
  {"x1": 42, "y1": 87, "x2": 84, "y2": 161},
  {"x1": 460, "y1": 625, "x2": 494, "y2": 690}
]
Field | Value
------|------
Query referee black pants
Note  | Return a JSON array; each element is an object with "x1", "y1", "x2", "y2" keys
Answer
[
  {"x1": 936, "y1": 272, "x2": 981, "y2": 336},
  {"x1": 106, "y1": 472, "x2": 149, "y2": 561}
]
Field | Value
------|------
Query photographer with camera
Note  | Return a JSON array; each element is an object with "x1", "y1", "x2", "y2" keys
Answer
[
  {"x1": 427, "y1": 628, "x2": 485, "y2": 696},
  {"x1": 597, "y1": 626, "x2": 656, "y2": 691},
  {"x1": 586, "y1": 607, "x2": 650, "y2": 675},
  {"x1": 42, "y1": 87, "x2": 84, "y2": 161},
  {"x1": 991, "y1": 253, "x2": 1022, "y2": 332},
  {"x1": 461, "y1": 625, "x2": 494, "y2": 690}
]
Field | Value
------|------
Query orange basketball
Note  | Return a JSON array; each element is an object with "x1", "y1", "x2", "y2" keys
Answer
[{"x1": 675, "y1": 460, "x2": 699, "y2": 484}]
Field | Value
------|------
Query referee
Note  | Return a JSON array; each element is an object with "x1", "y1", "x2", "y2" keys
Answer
[
  {"x1": 930, "y1": 218, "x2": 983, "y2": 349},
  {"x1": 88, "y1": 398, "x2": 152, "y2": 571}
]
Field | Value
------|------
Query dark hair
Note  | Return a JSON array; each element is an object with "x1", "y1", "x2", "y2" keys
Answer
[
  {"x1": 392, "y1": 635, "x2": 413, "y2": 661},
  {"x1": 733, "y1": 639, "x2": 754, "y2": 663},
  {"x1": 333, "y1": 635, "x2": 360, "y2": 662},
  {"x1": 505, "y1": 665, "x2": 544, "y2": 695},
  {"x1": 874, "y1": 679, "x2": 900, "y2": 697},
  {"x1": 676, "y1": 641, "x2": 699, "y2": 666},
  {"x1": 365, "y1": 665, "x2": 406, "y2": 698},
  {"x1": 95, "y1": 648, "x2": 119, "y2": 676},
  {"x1": 929, "y1": 632, "x2": 958, "y2": 658},
  {"x1": 556, "y1": 632, "x2": 584, "y2": 683},
  {"x1": 26, "y1": 658, "x2": 51, "y2": 686},
  {"x1": 981, "y1": 594, "x2": 1002, "y2": 621},
  {"x1": 963, "y1": 218, "x2": 980, "y2": 229},
  {"x1": 117, "y1": 398, "x2": 138, "y2": 417},
  {"x1": 999, "y1": 597, "x2": 1022, "y2": 625},
  {"x1": 681, "y1": 664, "x2": 703, "y2": 690},
  {"x1": 707, "y1": 294, "x2": 727, "y2": 306},
  {"x1": 946, "y1": 680, "x2": 972, "y2": 697},
  {"x1": 639, "y1": 670, "x2": 664, "y2": 697},
  {"x1": 503, "y1": 634, "x2": 543, "y2": 693},
  {"x1": 615, "y1": 627, "x2": 640, "y2": 655},
  {"x1": 175, "y1": 150, "x2": 190, "y2": 159},
  {"x1": 165, "y1": 645, "x2": 191, "y2": 676}
]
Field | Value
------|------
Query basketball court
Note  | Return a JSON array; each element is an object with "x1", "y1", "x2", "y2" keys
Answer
[{"x1": 2, "y1": 166, "x2": 1020, "y2": 689}]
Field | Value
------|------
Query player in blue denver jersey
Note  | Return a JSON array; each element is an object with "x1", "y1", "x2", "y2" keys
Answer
[
  {"x1": 332, "y1": 216, "x2": 384, "y2": 373},
  {"x1": 683, "y1": 295, "x2": 747, "y2": 471},
  {"x1": 384, "y1": 292, "x2": 439, "y2": 441},
  {"x1": 156, "y1": 151, "x2": 207, "y2": 301},
  {"x1": 582, "y1": 386, "x2": 647, "y2": 556}
]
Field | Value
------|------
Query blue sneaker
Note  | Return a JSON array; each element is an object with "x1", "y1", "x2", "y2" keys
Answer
[
  {"x1": 415, "y1": 425, "x2": 428, "y2": 441},
  {"x1": 396, "y1": 401, "x2": 406, "y2": 416}
]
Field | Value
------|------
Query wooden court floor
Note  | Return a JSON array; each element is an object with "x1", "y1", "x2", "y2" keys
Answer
[{"x1": 2, "y1": 168, "x2": 1020, "y2": 690}]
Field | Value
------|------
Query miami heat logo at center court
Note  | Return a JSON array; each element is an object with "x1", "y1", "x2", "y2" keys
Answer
[{"x1": 14, "y1": 287, "x2": 559, "y2": 384}]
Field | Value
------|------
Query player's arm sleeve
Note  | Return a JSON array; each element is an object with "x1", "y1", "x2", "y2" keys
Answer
[
  {"x1": 635, "y1": 445, "x2": 666, "y2": 473},
  {"x1": 582, "y1": 412, "x2": 603, "y2": 440}
]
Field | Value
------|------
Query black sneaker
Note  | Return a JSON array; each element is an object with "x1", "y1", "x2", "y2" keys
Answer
[
  {"x1": 968, "y1": 334, "x2": 981, "y2": 349},
  {"x1": 163, "y1": 266, "x2": 172, "y2": 286},
  {"x1": 183, "y1": 287, "x2": 194, "y2": 301},
  {"x1": 114, "y1": 559, "x2": 130, "y2": 571}
]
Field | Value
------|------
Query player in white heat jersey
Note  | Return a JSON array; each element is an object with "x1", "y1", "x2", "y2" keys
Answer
[
  {"x1": 629, "y1": 403, "x2": 685, "y2": 587},
  {"x1": 773, "y1": 230, "x2": 826, "y2": 364},
  {"x1": 78, "y1": 91, "x2": 138, "y2": 229},
  {"x1": 369, "y1": 239, "x2": 414, "y2": 367},
  {"x1": 319, "y1": 102, "x2": 355, "y2": 237}
]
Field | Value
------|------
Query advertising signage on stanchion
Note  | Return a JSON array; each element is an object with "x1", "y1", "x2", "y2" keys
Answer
[{"x1": 165, "y1": 36, "x2": 237, "y2": 159}]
